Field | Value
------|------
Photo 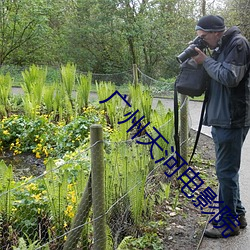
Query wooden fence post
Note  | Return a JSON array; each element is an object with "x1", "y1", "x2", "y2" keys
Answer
[
  {"x1": 133, "y1": 64, "x2": 138, "y2": 85},
  {"x1": 91, "y1": 124, "x2": 106, "y2": 250}
]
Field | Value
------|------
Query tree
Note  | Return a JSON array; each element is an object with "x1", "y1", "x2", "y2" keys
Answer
[
  {"x1": 220, "y1": 0, "x2": 250, "y2": 39},
  {"x1": 0, "y1": 0, "x2": 50, "y2": 65}
]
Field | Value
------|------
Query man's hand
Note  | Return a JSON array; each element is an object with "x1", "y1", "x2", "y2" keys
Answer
[{"x1": 192, "y1": 47, "x2": 207, "y2": 64}]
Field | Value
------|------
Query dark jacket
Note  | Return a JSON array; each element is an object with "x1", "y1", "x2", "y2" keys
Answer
[{"x1": 203, "y1": 26, "x2": 250, "y2": 128}]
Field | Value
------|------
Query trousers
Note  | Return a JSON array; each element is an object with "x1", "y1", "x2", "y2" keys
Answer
[{"x1": 211, "y1": 126, "x2": 249, "y2": 224}]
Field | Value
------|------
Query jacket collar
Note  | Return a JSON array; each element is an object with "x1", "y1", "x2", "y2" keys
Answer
[{"x1": 212, "y1": 26, "x2": 241, "y2": 58}]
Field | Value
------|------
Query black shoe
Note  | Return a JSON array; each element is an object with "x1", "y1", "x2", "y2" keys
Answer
[
  {"x1": 204, "y1": 225, "x2": 240, "y2": 238},
  {"x1": 239, "y1": 214, "x2": 247, "y2": 229},
  {"x1": 211, "y1": 214, "x2": 247, "y2": 229}
]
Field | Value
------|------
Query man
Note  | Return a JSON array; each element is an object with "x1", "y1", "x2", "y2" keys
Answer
[{"x1": 192, "y1": 15, "x2": 250, "y2": 238}]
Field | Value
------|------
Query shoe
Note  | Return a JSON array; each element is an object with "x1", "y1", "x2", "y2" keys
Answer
[
  {"x1": 211, "y1": 214, "x2": 247, "y2": 229},
  {"x1": 239, "y1": 214, "x2": 247, "y2": 229},
  {"x1": 204, "y1": 225, "x2": 240, "y2": 238}
]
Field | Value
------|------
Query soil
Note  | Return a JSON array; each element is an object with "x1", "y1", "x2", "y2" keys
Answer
[{"x1": 0, "y1": 152, "x2": 45, "y2": 180}]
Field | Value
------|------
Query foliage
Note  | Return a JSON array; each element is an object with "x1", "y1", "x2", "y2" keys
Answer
[
  {"x1": 96, "y1": 81, "x2": 126, "y2": 129},
  {"x1": 21, "y1": 65, "x2": 47, "y2": 118},
  {"x1": 0, "y1": 73, "x2": 12, "y2": 116},
  {"x1": 0, "y1": 0, "x2": 52, "y2": 65},
  {"x1": 0, "y1": 0, "x2": 237, "y2": 79},
  {"x1": 76, "y1": 71, "x2": 92, "y2": 110},
  {"x1": 0, "y1": 108, "x2": 102, "y2": 158},
  {"x1": 0, "y1": 152, "x2": 90, "y2": 248},
  {"x1": 129, "y1": 83, "x2": 153, "y2": 124},
  {"x1": 117, "y1": 233, "x2": 163, "y2": 250},
  {"x1": 61, "y1": 62, "x2": 76, "y2": 102},
  {"x1": 0, "y1": 161, "x2": 15, "y2": 222},
  {"x1": 0, "y1": 79, "x2": 180, "y2": 248},
  {"x1": 13, "y1": 235, "x2": 47, "y2": 250}
]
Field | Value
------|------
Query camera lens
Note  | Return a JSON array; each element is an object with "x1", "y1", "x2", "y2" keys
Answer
[
  {"x1": 176, "y1": 37, "x2": 208, "y2": 63},
  {"x1": 176, "y1": 44, "x2": 198, "y2": 63}
]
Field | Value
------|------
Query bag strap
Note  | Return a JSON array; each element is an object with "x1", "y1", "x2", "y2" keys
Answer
[
  {"x1": 174, "y1": 80, "x2": 180, "y2": 168},
  {"x1": 188, "y1": 91, "x2": 208, "y2": 164}
]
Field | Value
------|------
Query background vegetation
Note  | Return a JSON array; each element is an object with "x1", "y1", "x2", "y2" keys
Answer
[{"x1": 0, "y1": 0, "x2": 249, "y2": 81}]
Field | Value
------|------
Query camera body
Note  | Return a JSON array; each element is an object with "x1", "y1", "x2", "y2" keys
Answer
[{"x1": 176, "y1": 36, "x2": 208, "y2": 63}]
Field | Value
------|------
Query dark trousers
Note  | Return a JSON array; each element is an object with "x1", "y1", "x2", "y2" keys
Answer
[{"x1": 211, "y1": 126, "x2": 249, "y2": 224}]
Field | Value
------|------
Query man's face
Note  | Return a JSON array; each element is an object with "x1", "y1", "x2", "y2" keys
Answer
[{"x1": 196, "y1": 30, "x2": 222, "y2": 49}]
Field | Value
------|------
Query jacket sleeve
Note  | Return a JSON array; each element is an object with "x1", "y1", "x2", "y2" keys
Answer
[{"x1": 203, "y1": 37, "x2": 250, "y2": 87}]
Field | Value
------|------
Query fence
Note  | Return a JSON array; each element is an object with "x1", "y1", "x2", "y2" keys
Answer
[{"x1": 0, "y1": 64, "x2": 192, "y2": 249}]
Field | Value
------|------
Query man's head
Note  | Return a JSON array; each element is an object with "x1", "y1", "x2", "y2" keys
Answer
[{"x1": 195, "y1": 15, "x2": 225, "y2": 49}]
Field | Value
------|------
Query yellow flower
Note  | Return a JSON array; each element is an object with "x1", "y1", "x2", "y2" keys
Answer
[
  {"x1": 26, "y1": 183, "x2": 37, "y2": 191},
  {"x1": 36, "y1": 152, "x2": 41, "y2": 158},
  {"x1": 32, "y1": 193, "x2": 42, "y2": 201},
  {"x1": 3, "y1": 130, "x2": 9, "y2": 135},
  {"x1": 65, "y1": 205, "x2": 74, "y2": 218},
  {"x1": 12, "y1": 207, "x2": 17, "y2": 212},
  {"x1": 71, "y1": 195, "x2": 76, "y2": 204}
]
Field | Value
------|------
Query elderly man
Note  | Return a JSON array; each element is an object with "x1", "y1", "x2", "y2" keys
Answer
[{"x1": 192, "y1": 15, "x2": 250, "y2": 238}]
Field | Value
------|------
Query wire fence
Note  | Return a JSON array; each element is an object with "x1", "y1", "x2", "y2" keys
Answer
[
  {"x1": 0, "y1": 126, "x2": 185, "y2": 249},
  {"x1": 0, "y1": 65, "x2": 194, "y2": 249}
]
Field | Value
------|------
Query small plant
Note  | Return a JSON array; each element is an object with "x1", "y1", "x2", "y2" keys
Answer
[
  {"x1": 13, "y1": 236, "x2": 43, "y2": 250},
  {"x1": 172, "y1": 189, "x2": 180, "y2": 210},
  {"x1": 117, "y1": 233, "x2": 163, "y2": 250}
]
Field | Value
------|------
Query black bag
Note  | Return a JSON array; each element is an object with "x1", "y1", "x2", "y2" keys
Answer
[{"x1": 175, "y1": 58, "x2": 209, "y2": 97}]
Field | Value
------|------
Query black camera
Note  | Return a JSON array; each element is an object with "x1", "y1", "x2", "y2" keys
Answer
[{"x1": 176, "y1": 36, "x2": 208, "y2": 63}]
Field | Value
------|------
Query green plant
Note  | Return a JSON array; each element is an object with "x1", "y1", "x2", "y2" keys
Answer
[
  {"x1": 0, "y1": 107, "x2": 103, "y2": 158},
  {"x1": 60, "y1": 62, "x2": 76, "y2": 102},
  {"x1": 117, "y1": 233, "x2": 163, "y2": 250},
  {"x1": 0, "y1": 73, "x2": 12, "y2": 116},
  {"x1": 149, "y1": 100, "x2": 174, "y2": 166},
  {"x1": 12, "y1": 177, "x2": 49, "y2": 241},
  {"x1": 12, "y1": 233, "x2": 49, "y2": 250},
  {"x1": 172, "y1": 189, "x2": 180, "y2": 210},
  {"x1": 21, "y1": 65, "x2": 47, "y2": 118},
  {"x1": 43, "y1": 84, "x2": 56, "y2": 114},
  {"x1": 76, "y1": 72, "x2": 92, "y2": 111},
  {"x1": 0, "y1": 161, "x2": 15, "y2": 222},
  {"x1": 96, "y1": 81, "x2": 125, "y2": 128},
  {"x1": 129, "y1": 83, "x2": 153, "y2": 124},
  {"x1": 158, "y1": 182, "x2": 171, "y2": 203}
]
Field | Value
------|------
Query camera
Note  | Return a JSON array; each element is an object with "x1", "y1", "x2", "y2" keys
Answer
[{"x1": 176, "y1": 36, "x2": 208, "y2": 64}]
